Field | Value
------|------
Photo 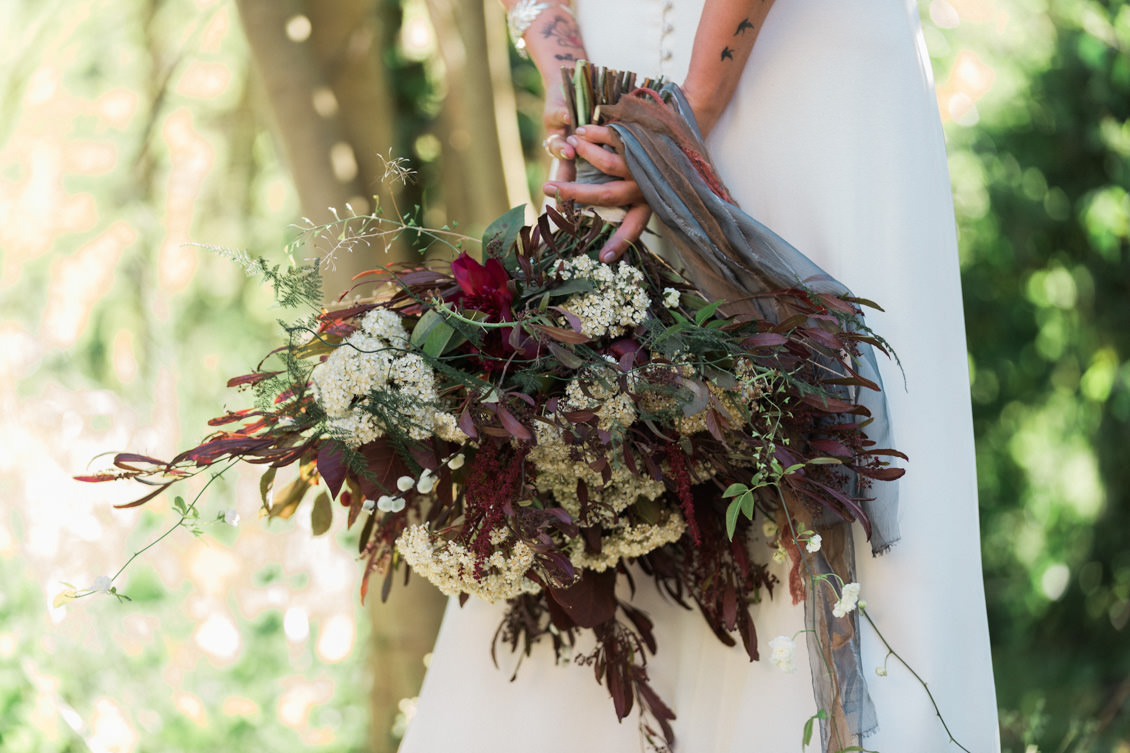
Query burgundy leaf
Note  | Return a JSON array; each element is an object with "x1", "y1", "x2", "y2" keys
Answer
[
  {"x1": 495, "y1": 403, "x2": 533, "y2": 441},
  {"x1": 743, "y1": 332, "x2": 789, "y2": 348},
  {"x1": 112, "y1": 481, "x2": 174, "y2": 509},
  {"x1": 809, "y1": 438, "x2": 853, "y2": 457},
  {"x1": 531, "y1": 323, "x2": 591, "y2": 344},
  {"x1": 317, "y1": 442, "x2": 347, "y2": 500},
  {"x1": 226, "y1": 371, "x2": 281, "y2": 388},
  {"x1": 547, "y1": 569, "x2": 617, "y2": 628},
  {"x1": 457, "y1": 406, "x2": 479, "y2": 440}
]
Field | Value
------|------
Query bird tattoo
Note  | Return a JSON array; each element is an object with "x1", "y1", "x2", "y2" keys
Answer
[
  {"x1": 721, "y1": 46, "x2": 734, "y2": 61},
  {"x1": 735, "y1": 18, "x2": 755, "y2": 35}
]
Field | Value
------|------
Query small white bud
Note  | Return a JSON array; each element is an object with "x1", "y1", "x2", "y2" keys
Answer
[
  {"x1": 396, "y1": 476, "x2": 415, "y2": 492},
  {"x1": 362, "y1": 498, "x2": 377, "y2": 514},
  {"x1": 92, "y1": 575, "x2": 113, "y2": 593},
  {"x1": 416, "y1": 472, "x2": 436, "y2": 494},
  {"x1": 805, "y1": 533, "x2": 822, "y2": 553},
  {"x1": 376, "y1": 495, "x2": 396, "y2": 512},
  {"x1": 447, "y1": 453, "x2": 465, "y2": 470},
  {"x1": 762, "y1": 520, "x2": 779, "y2": 538},
  {"x1": 223, "y1": 508, "x2": 241, "y2": 527}
]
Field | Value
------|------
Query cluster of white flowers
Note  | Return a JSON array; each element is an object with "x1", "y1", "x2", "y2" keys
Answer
[
  {"x1": 528, "y1": 418, "x2": 665, "y2": 525},
  {"x1": 396, "y1": 524, "x2": 540, "y2": 603},
  {"x1": 768, "y1": 635, "x2": 797, "y2": 673},
  {"x1": 568, "y1": 515, "x2": 687, "y2": 572},
  {"x1": 562, "y1": 372, "x2": 637, "y2": 432},
  {"x1": 311, "y1": 308, "x2": 466, "y2": 448},
  {"x1": 832, "y1": 582, "x2": 862, "y2": 618},
  {"x1": 558, "y1": 256, "x2": 652, "y2": 338}
]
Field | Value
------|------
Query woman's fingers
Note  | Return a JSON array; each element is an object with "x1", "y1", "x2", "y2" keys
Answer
[
  {"x1": 599, "y1": 203, "x2": 652, "y2": 262},
  {"x1": 542, "y1": 178, "x2": 644, "y2": 206},
  {"x1": 567, "y1": 133, "x2": 630, "y2": 178},
  {"x1": 544, "y1": 133, "x2": 575, "y2": 161},
  {"x1": 573, "y1": 125, "x2": 616, "y2": 146},
  {"x1": 543, "y1": 99, "x2": 575, "y2": 160}
]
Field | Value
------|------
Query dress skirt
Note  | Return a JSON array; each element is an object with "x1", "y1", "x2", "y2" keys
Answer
[{"x1": 398, "y1": 1, "x2": 1000, "y2": 750}]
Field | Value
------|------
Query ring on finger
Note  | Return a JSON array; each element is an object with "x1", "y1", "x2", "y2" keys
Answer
[{"x1": 543, "y1": 133, "x2": 567, "y2": 159}]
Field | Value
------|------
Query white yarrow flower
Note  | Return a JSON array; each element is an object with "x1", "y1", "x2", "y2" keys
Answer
[
  {"x1": 805, "y1": 533, "x2": 822, "y2": 553},
  {"x1": 832, "y1": 582, "x2": 861, "y2": 618},
  {"x1": 768, "y1": 635, "x2": 797, "y2": 673},
  {"x1": 91, "y1": 575, "x2": 113, "y2": 593}
]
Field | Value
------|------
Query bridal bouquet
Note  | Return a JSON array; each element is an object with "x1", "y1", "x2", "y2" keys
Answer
[
  {"x1": 80, "y1": 63, "x2": 908, "y2": 749},
  {"x1": 80, "y1": 198, "x2": 900, "y2": 745}
]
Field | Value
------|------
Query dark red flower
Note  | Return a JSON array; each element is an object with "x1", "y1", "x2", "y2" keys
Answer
[{"x1": 451, "y1": 253, "x2": 514, "y2": 322}]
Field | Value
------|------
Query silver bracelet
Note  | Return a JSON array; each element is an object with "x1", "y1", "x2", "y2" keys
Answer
[{"x1": 507, "y1": 0, "x2": 570, "y2": 58}]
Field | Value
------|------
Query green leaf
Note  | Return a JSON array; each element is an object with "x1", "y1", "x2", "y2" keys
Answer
[
  {"x1": 694, "y1": 299, "x2": 724, "y2": 326},
  {"x1": 725, "y1": 499, "x2": 742, "y2": 540},
  {"x1": 311, "y1": 491, "x2": 333, "y2": 536},
  {"x1": 259, "y1": 467, "x2": 277, "y2": 512},
  {"x1": 806, "y1": 456, "x2": 844, "y2": 466},
  {"x1": 801, "y1": 709, "x2": 826, "y2": 748},
  {"x1": 53, "y1": 589, "x2": 77, "y2": 608},
  {"x1": 411, "y1": 309, "x2": 461, "y2": 359},
  {"x1": 739, "y1": 490, "x2": 755, "y2": 519},
  {"x1": 722, "y1": 483, "x2": 748, "y2": 498},
  {"x1": 482, "y1": 205, "x2": 526, "y2": 259}
]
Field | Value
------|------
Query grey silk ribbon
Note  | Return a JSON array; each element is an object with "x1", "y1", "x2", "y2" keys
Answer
[{"x1": 597, "y1": 83, "x2": 899, "y2": 747}]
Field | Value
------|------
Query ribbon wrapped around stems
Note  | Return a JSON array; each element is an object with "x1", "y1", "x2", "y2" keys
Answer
[{"x1": 584, "y1": 77, "x2": 901, "y2": 749}]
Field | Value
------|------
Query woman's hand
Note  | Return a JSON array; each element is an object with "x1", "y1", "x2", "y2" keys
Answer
[
  {"x1": 542, "y1": 125, "x2": 652, "y2": 263},
  {"x1": 542, "y1": 83, "x2": 577, "y2": 182}
]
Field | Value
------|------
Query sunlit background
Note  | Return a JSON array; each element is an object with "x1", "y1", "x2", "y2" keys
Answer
[{"x1": 1, "y1": 0, "x2": 1127, "y2": 751}]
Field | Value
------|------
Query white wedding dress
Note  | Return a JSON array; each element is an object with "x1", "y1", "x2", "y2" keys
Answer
[{"x1": 399, "y1": 1, "x2": 1000, "y2": 751}]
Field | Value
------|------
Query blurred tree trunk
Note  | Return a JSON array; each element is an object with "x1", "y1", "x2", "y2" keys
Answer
[
  {"x1": 424, "y1": 0, "x2": 530, "y2": 240},
  {"x1": 235, "y1": 4, "x2": 446, "y2": 753},
  {"x1": 236, "y1": 0, "x2": 413, "y2": 302},
  {"x1": 237, "y1": 2, "x2": 535, "y2": 751}
]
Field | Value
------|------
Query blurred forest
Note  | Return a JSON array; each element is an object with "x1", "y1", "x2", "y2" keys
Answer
[{"x1": 0, "y1": 0, "x2": 1127, "y2": 752}]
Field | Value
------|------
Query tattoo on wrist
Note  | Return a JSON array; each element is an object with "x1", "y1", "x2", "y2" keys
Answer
[
  {"x1": 720, "y1": 46, "x2": 734, "y2": 61},
  {"x1": 541, "y1": 15, "x2": 584, "y2": 55},
  {"x1": 735, "y1": 18, "x2": 755, "y2": 35}
]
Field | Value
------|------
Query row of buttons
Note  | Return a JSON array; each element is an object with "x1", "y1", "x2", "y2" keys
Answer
[{"x1": 659, "y1": 0, "x2": 676, "y2": 70}]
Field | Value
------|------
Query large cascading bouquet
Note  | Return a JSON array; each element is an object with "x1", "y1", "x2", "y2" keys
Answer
[{"x1": 81, "y1": 64, "x2": 904, "y2": 749}]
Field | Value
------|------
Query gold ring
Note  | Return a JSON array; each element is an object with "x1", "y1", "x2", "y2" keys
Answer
[{"x1": 543, "y1": 134, "x2": 566, "y2": 159}]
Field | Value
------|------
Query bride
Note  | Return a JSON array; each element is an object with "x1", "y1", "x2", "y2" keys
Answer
[{"x1": 399, "y1": 1, "x2": 1000, "y2": 750}]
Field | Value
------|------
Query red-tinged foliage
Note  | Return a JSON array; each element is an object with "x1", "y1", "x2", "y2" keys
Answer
[
  {"x1": 78, "y1": 193, "x2": 904, "y2": 753},
  {"x1": 226, "y1": 371, "x2": 281, "y2": 388},
  {"x1": 316, "y1": 443, "x2": 347, "y2": 500}
]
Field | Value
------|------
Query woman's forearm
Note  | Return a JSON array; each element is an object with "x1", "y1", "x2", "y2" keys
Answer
[
  {"x1": 501, "y1": 1, "x2": 587, "y2": 85},
  {"x1": 683, "y1": 0, "x2": 776, "y2": 136}
]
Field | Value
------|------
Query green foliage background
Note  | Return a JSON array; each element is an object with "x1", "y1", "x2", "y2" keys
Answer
[
  {"x1": 0, "y1": 0, "x2": 1127, "y2": 751},
  {"x1": 926, "y1": 0, "x2": 1130, "y2": 748}
]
